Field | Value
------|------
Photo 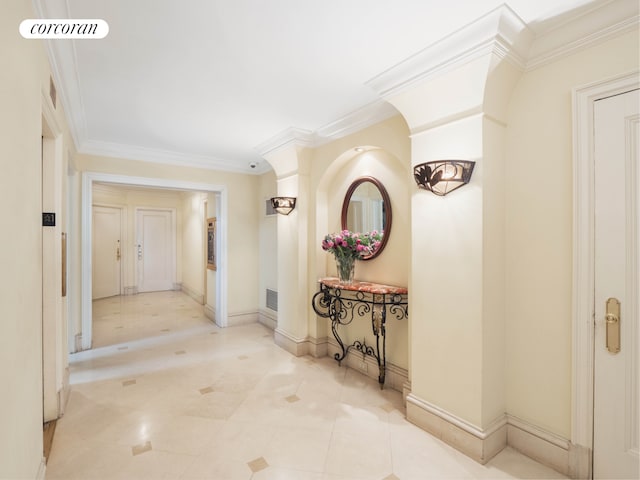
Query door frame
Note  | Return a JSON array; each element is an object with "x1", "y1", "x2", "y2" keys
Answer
[
  {"x1": 81, "y1": 172, "x2": 228, "y2": 350},
  {"x1": 134, "y1": 206, "x2": 177, "y2": 292},
  {"x1": 42, "y1": 97, "x2": 65, "y2": 423},
  {"x1": 572, "y1": 70, "x2": 639, "y2": 474}
]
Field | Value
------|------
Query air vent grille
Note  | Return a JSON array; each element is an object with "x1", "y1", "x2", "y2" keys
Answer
[{"x1": 266, "y1": 289, "x2": 278, "y2": 311}]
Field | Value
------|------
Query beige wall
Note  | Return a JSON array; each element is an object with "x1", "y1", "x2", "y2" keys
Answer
[
  {"x1": 2, "y1": 2, "x2": 638, "y2": 477},
  {"x1": 320, "y1": 147, "x2": 411, "y2": 369},
  {"x1": 0, "y1": 0, "x2": 75, "y2": 477},
  {"x1": 270, "y1": 116, "x2": 412, "y2": 364},
  {"x1": 92, "y1": 184, "x2": 185, "y2": 295},
  {"x1": 258, "y1": 171, "x2": 277, "y2": 315},
  {"x1": 409, "y1": 113, "x2": 488, "y2": 428},
  {"x1": 77, "y1": 154, "x2": 260, "y2": 320},
  {"x1": 91, "y1": 185, "x2": 208, "y2": 303},
  {"x1": 181, "y1": 191, "x2": 207, "y2": 302},
  {"x1": 0, "y1": 3, "x2": 44, "y2": 475},
  {"x1": 504, "y1": 29, "x2": 640, "y2": 438}
]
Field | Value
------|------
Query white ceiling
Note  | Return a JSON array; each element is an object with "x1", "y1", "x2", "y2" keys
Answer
[{"x1": 39, "y1": 0, "x2": 600, "y2": 173}]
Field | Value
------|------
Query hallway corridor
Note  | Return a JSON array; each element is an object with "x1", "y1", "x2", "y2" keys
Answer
[{"x1": 46, "y1": 291, "x2": 566, "y2": 479}]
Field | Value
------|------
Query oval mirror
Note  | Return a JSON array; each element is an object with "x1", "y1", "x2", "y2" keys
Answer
[{"x1": 341, "y1": 176, "x2": 391, "y2": 260}]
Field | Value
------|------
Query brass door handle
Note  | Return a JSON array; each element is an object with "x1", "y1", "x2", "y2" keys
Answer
[
  {"x1": 605, "y1": 298, "x2": 621, "y2": 354},
  {"x1": 116, "y1": 240, "x2": 121, "y2": 261}
]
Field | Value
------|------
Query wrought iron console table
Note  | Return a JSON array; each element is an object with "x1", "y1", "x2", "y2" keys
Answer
[{"x1": 311, "y1": 278, "x2": 408, "y2": 389}]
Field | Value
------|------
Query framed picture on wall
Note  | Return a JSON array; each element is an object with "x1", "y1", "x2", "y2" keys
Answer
[{"x1": 207, "y1": 217, "x2": 216, "y2": 271}]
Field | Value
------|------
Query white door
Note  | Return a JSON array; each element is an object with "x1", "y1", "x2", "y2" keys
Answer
[
  {"x1": 137, "y1": 208, "x2": 175, "y2": 293},
  {"x1": 92, "y1": 206, "x2": 122, "y2": 299},
  {"x1": 594, "y1": 89, "x2": 639, "y2": 479}
]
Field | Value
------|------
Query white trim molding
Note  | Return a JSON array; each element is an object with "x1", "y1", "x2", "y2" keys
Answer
[
  {"x1": 406, "y1": 393, "x2": 508, "y2": 464},
  {"x1": 227, "y1": 311, "x2": 258, "y2": 327},
  {"x1": 81, "y1": 172, "x2": 228, "y2": 350},
  {"x1": 572, "y1": 70, "x2": 639, "y2": 475},
  {"x1": 204, "y1": 303, "x2": 216, "y2": 324},
  {"x1": 181, "y1": 283, "x2": 204, "y2": 305},
  {"x1": 255, "y1": 100, "x2": 399, "y2": 160},
  {"x1": 274, "y1": 328, "x2": 310, "y2": 357},
  {"x1": 257, "y1": 308, "x2": 277, "y2": 330},
  {"x1": 314, "y1": 100, "x2": 399, "y2": 140},
  {"x1": 507, "y1": 415, "x2": 570, "y2": 476},
  {"x1": 405, "y1": 391, "x2": 588, "y2": 476},
  {"x1": 81, "y1": 139, "x2": 254, "y2": 174},
  {"x1": 366, "y1": 4, "x2": 533, "y2": 99},
  {"x1": 507, "y1": 414, "x2": 593, "y2": 478},
  {"x1": 36, "y1": 457, "x2": 46, "y2": 480},
  {"x1": 274, "y1": 330, "x2": 329, "y2": 358},
  {"x1": 366, "y1": 0, "x2": 639, "y2": 100},
  {"x1": 527, "y1": 0, "x2": 639, "y2": 71}
]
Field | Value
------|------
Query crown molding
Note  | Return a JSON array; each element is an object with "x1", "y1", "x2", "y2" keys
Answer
[
  {"x1": 255, "y1": 100, "x2": 398, "y2": 158},
  {"x1": 366, "y1": 4, "x2": 533, "y2": 99},
  {"x1": 38, "y1": 0, "x2": 637, "y2": 174},
  {"x1": 33, "y1": 0, "x2": 87, "y2": 150},
  {"x1": 92, "y1": 181, "x2": 184, "y2": 198},
  {"x1": 526, "y1": 0, "x2": 639, "y2": 71},
  {"x1": 254, "y1": 127, "x2": 316, "y2": 158},
  {"x1": 365, "y1": 0, "x2": 638, "y2": 98},
  {"x1": 80, "y1": 139, "x2": 265, "y2": 174},
  {"x1": 84, "y1": 103, "x2": 396, "y2": 174},
  {"x1": 314, "y1": 99, "x2": 399, "y2": 140}
]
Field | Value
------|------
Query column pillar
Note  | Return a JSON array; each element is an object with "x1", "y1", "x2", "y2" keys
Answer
[
  {"x1": 263, "y1": 143, "x2": 312, "y2": 355},
  {"x1": 367, "y1": 5, "x2": 529, "y2": 463}
]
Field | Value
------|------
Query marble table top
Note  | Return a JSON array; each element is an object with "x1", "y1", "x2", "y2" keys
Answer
[{"x1": 318, "y1": 277, "x2": 408, "y2": 295}]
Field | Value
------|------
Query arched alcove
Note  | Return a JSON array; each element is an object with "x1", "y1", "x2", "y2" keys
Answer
[{"x1": 313, "y1": 144, "x2": 411, "y2": 375}]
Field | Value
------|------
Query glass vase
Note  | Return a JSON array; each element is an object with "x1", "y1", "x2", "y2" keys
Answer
[{"x1": 335, "y1": 256, "x2": 355, "y2": 285}]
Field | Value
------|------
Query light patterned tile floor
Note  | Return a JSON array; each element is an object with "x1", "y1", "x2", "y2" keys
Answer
[{"x1": 47, "y1": 291, "x2": 568, "y2": 480}]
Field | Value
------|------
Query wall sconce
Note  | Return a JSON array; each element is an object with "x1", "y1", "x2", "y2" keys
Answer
[
  {"x1": 413, "y1": 160, "x2": 475, "y2": 196},
  {"x1": 270, "y1": 196, "x2": 297, "y2": 215}
]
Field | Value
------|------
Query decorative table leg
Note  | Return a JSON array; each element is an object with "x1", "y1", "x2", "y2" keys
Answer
[
  {"x1": 331, "y1": 316, "x2": 348, "y2": 365},
  {"x1": 372, "y1": 297, "x2": 387, "y2": 389},
  {"x1": 312, "y1": 281, "x2": 408, "y2": 390}
]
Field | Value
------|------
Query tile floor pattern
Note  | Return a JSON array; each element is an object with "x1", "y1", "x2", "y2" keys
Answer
[{"x1": 47, "y1": 291, "x2": 568, "y2": 480}]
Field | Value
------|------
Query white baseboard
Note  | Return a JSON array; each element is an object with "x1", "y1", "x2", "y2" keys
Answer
[
  {"x1": 73, "y1": 333, "x2": 83, "y2": 353},
  {"x1": 326, "y1": 338, "x2": 408, "y2": 392},
  {"x1": 204, "y1": 305, "x2": 256, "y2": 328},
  {"x1": 172, "y1": 282, "x2": 182, "y2": 291},
  {"x1": 123, "y1": 286, "x2": 137, "y2": 295},
  {"x1": 403, "y1": 381, "x2": 412, "y2": 408},
  {"x1": 406, "y1": 393, "x2": 507, "y2": 464},
  {"x1": 204, "y1": 304, "x2": 216, "y2": 323},
  {"x1": 258, "y1": 308, "x2": 277, "y2": 330},
  {"x1": 274, "y1": 328, "x2": 309, "y2": 356},
  {"x1": 273, "y1": 329, "x2": 329, "y2": 358},
  {"x1": 181, "y1": 284, "x2": 204, "y2": 305},
  {"x1": 404, "y1": 389, "x2": 587, "y2": 477},
  {"x1": 227, "y1": 311, "x2": 258, "y2": 327},
  {"x1": 308, "y1": 336, "x2": 328, "y2": 358},
  {"x1": 568, "y1": 443, "x2": 591, "y2": 480},
  {"x1": 507, "y1": 415, "x2": 590, "y2": 478},
  {"x1": 59, "y1": 367, "x2": 70, "y2": 416},
  {"x1": 36, "y1": 457, "x2": 46, "y2": 480}
]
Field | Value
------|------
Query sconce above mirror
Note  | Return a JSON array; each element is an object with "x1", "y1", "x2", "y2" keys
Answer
[{"x1": 341, "y1": 176, "x2": 391, "y2": 261}]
